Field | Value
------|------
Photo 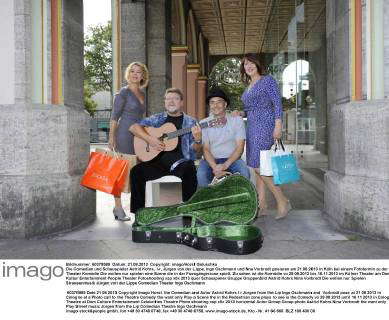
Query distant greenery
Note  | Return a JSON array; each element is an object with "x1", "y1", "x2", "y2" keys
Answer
[
  {"x1": 84, "y1": 81, "x2": 97, "y2": 116},
  {"x1": 282, "y1": 96, "x2": 295, "y2": 111},
  {"x1": 208, "y1": 57, "x2": 245, "y2": 112},
  {"x1": 84, "y1": 22, "x2": 112, "y2": 93},
  {"x1": 84, "y1": 22, "x2": 112, "y2": 114}
]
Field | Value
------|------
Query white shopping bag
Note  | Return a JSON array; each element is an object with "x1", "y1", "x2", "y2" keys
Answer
[
  {"x1": 259, "y1": 140, "x2": 288, "y2": 176},
  {"x1": 260, "y1": 149, "x2": 276, "y2": 176}
]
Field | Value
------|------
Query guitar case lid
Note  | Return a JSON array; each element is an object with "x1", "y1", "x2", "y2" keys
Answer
[{"x1": 132, "y1": 175, "x2": 263, "y2": 255}]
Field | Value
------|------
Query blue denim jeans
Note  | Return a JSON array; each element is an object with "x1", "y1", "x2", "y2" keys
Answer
[{"x1": 196, "y1": 158, "x2": 250, "y2": 187}]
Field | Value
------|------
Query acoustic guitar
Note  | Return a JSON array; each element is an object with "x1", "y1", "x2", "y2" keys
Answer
[{"x1": 134, "y1": 117, "x2": 227, "y2": 162}]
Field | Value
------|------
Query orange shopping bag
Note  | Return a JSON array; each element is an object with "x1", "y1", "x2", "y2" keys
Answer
[
  {"x1": 80, "y1": 151, "x2": 129, "y2": 197},
  {"x1": 95, "y1": 148, "x2": 138, "y2": 193}
]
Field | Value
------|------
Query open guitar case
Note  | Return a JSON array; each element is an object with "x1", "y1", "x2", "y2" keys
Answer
[{"x1": 132, "y1": 174, "x2": 263, "y2": 255}]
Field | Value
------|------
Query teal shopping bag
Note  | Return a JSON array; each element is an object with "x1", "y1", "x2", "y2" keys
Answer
[{"x1": 271, "y1": 153, "x2": 300, "y2": 185}]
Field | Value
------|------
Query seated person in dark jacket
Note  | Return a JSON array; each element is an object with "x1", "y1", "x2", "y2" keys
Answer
[{"x1": 129, "y1": 88, "x2": 202, "y2": 214}]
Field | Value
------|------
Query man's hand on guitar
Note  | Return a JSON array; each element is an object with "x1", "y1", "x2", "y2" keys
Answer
[
  {"x1": 191, "y1": 124, "x2": 202, "y2": 142},
  {"x1": 147, "y1": 136, "x2": 165, "y2": 151},
  {"x1": 231, "y1": 110, "x2": 245, "y2": 118}
]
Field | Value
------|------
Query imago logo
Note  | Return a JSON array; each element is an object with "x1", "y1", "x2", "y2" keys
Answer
[
  {"x1": 91, "y1": 173, "x2": 109, "y2": 182},
  {"x1": 1, "y1": 262, "x2": 64, "y2": 281}
]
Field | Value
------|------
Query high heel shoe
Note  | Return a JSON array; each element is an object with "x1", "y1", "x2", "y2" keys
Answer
[
  {"x1": 275, "y1": 200, "x2": 292, "y2": 220},
  {"x1": 113, "y1": 207, "x2": 131, "y2": 221}
]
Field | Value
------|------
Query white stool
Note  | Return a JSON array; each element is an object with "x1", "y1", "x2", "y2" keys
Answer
[{"x1": 145, "y1": 176, "x2": 182, "y2": 207}]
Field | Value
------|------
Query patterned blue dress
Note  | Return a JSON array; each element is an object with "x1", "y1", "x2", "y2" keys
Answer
[{"x1": 241, "y1": 75, "x2": 283, "y2": 168}]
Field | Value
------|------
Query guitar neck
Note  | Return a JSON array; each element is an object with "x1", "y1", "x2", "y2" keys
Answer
[{"x1": 167, "y1": 122, "x2": 210, "y2": 139}]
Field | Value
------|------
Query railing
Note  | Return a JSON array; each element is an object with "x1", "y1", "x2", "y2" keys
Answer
[{"x1": 90, "y1": 108, "x2": 112, "y2": 143}]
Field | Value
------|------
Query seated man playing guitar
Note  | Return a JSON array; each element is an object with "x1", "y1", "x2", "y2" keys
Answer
[
  {"x1": 129, "y1": 88, "x2": 202, "y2": 215},
  {"x1": 197, "y1": 88, "x2": 250, "y2": 187}
]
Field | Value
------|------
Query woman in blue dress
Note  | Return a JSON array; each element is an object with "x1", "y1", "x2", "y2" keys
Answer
[
  {"x1": 108, "y1": 62, "x2": 148, "y2": 221},
  {"x1": 234, "y1": 53, "x2": 291, "y2": 219}
]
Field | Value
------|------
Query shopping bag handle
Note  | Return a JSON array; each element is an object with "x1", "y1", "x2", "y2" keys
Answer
[
  {"x1": 274, "y1": 139, "x2": 285, "y2": 152},
  {"x1": 111, "y1": 147, "x2": 121, "y2": 159}
]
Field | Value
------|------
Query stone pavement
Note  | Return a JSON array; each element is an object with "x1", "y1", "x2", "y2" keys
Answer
[{"x1": 1, "y1": 181, "x2": 389, "y2": 259}]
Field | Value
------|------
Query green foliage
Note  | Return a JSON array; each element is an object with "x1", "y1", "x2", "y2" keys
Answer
[
  {"x1": 84, "y1": 82, "x2": 97, "y2": 116},
  {"x1": 282, "y1": 96, "x2": 295, "y2": 111},
  {"x1": 208, "y1": 57, "x2": 246, "y2": 112},
  {"x1": 84, "y1": 22, "x2": 112, "y2": 94}
]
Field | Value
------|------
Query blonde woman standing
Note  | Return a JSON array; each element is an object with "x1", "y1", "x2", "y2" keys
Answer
[{"x1": 108, "y1": 62, "x2": 149, "y2": 221}]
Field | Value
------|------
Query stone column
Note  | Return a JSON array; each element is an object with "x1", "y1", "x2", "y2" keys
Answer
[
  {"x1": 119, "y1": 0, "x2": 146, "y2": 78},
  {"x1": 196, "y1": 76, "x2": 208, "y2": 119},
  {"x1": 146, "y1": 0, "x2": 172, "y2": 115},
  {"x1": 171, "y1": 46, "x2": 188, "y2": 112},
  {"x1": 186, "y1": 64, "x2": 200, "y2": 119},
  {"x1": 118, "y1": 0, "x2": 171, "y2": 115},
  {"x1": 0, "y1": 0, "x2": 95, "y2": 238},
  {"x1": 324, "y1": 0, "x2": 389, "y2": 239}
]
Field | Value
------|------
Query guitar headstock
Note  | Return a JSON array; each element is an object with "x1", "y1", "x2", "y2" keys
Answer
[{"x1": 208, "y1": 116, "x2": 227, "y2": 128}]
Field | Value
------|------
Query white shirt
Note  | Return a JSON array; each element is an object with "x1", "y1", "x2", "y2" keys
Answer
[{"x1": 200, "y1": 114, "x2": 246, "y2": 159}]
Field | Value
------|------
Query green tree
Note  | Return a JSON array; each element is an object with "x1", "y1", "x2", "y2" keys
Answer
[
  {"x1": 84, "y1": 22, "x2": 112, "y2": 94},
  {"x1": 282, "y1": 96, "x2": 295, "y2": 111},
  {"x1": 84, "y1": 81, "x2": 97, "y2": 116},
  {"x1": 208, "y1": 57, "x2": 246, "y2": 112}
]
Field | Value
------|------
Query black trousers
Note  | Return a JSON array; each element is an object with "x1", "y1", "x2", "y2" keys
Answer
[{"x1": 130, "y1": 160, "x2": 197, "y2": 214}]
